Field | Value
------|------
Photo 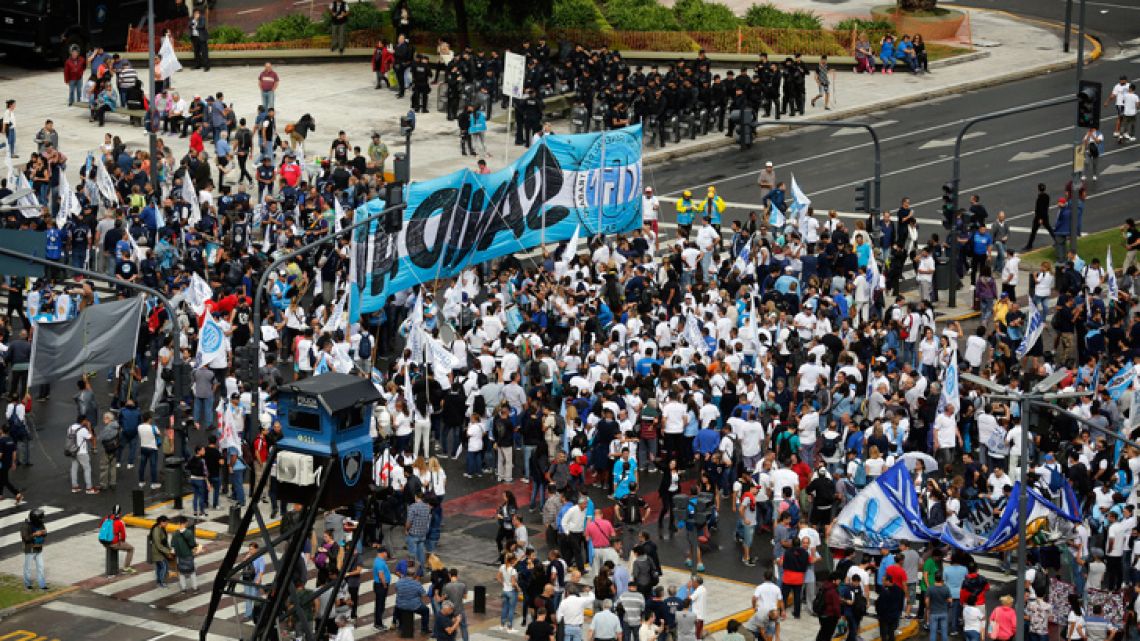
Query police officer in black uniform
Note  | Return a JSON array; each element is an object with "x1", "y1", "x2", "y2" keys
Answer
[{"x1": 410, "y1": 54, "x2": 431, "y2": 114}]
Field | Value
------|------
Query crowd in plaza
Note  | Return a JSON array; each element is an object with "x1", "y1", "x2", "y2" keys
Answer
[{"x1": 1, "y1": 12, "x2": 1140, "y2": 641}]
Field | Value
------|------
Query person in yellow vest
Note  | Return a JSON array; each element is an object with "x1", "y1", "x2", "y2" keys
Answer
[
  {"x1": 676, "y1": 190, "x2": 696, "y2": 237},
  {"x1": 702, "y1": 186, "x2": 727, "y2": 234}
]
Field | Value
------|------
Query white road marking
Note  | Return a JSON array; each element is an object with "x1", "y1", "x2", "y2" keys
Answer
[
  {"x1": 0, "y1": 513, "x2": 99, "y2": 547},
  {"x1": 919, "y1": 131, "x2": 986, "y2": 150},
  {"x1": 40, "y1": 601, "x2": 236, "y2": 640},
  {"x1": 659, "y1": 94, "x2": 1097, "y2": 198},
  {"x1": 236, "y1": 8, "x2": 261, "y2": 14},
  {"x1": 832, "y1": 121, "x2": 897, "y2": 136},
  {"x1": 0, "y1": 505, "x2": 61, "y2": 530},
  {"x1": 908, "y1": 144, "x2": 1140, "y2": 210},
  {"x1": 1101, "y1": 160, "x2": 1140, "y2": 175},
  {"x1": 1010, "y1": 144, "x2": 1072, "y2": 162}
]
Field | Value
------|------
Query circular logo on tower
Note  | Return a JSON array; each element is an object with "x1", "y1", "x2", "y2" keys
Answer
[{"x1": 573, "y1": 129, "x2": 643, "y2": 235}]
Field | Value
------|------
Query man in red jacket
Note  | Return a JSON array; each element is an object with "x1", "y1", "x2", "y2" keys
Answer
[
  {"x1": 63, "y1": 48, "x2": 86, "y2": 106},
  {"x1": 813, "y1": 573, "x2": 844, "y2": 641}
]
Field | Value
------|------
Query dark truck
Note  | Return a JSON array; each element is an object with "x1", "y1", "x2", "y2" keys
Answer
[{"x1": 0, "y1": 0, "x2": 149, "y2": 61}]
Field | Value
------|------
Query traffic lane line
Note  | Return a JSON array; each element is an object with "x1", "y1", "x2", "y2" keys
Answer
[
  {"x1": 908, "y1": 144, "x2": 1140, "y2": 210},
  {"x1": 39, "y1": 600, "x2": 236, "y2": 640},
  {"x1": 657, "y1": 110, "x2": 1119, "y2": 207},
  {"x1": 656, "y1": 93, "x2": 1075, "y2": 197}
]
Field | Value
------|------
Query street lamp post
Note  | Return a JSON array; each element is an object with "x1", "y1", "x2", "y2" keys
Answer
[
  {"x1": 248, "y1": 203, "x2": 406, "y2": 429},
  {"x1": 961, "y1": 370, "x2": 1089, "y2": 641},
  {"x1": 948, "y1": 96, "x2": 1076, "y2": 307},
  {"x1": 1069, "y1": 0, "x2": 1088, "y2": 257},
  {"x1": 0, "y1": 245, "x2": 184, "y2": 423},
  {"x1": 147, "y1": 0, "x2": 159, "y2": 189}
]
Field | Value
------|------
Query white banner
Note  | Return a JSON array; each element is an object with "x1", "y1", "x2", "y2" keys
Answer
[
  {"x1": 502, "y1": 52, "x2": 526, "y2": 100},
  {"x1": 186, "y1": 273, "x2": 213, "y2": 316},
  {"x1": 197, "y1": 314, "x2": 226, "y2": 363}
]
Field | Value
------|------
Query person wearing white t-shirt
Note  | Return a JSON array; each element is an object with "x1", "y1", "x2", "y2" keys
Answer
[
  {"x1": 1108, "y1": 76, "x2": 1131, "y2": 139},
  {"x1": 642, "y1": 187, "x2": 660, "y2": 237},
  {"x1": 916, "y1": 249, "x2": 935, "y2": 303},
  {"x1": 68, "y1": 419, "x2": 96, "y2": 493},
  {"x1": 1121, "y1": 84, "x2": 1139, "y2": 142},
  {"x1": 933, "y1": 405, "x2": 961, "y2": 469}
]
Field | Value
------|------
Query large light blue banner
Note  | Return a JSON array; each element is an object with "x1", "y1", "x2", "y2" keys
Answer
[{"x1": 351, "y1": 125, "x2": 643, "y2": 314}]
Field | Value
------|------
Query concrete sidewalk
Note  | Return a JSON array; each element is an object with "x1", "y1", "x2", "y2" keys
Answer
[{"x1": 2, "y1": 6, "x2": 1091, "y2": 190}]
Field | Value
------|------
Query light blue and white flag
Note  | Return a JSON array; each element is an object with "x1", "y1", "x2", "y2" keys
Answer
[
  {"x1": 1016, "y1": 302, "x2": 1044, "y2": 360},
  {"x1": 788, "y1": 175, "x2": 811, "y2": 235},
  {"x1": 1107, "y1": 245, "x2": 1119, "y2": 302},
  {"x1": 1107, "y1": 364, "x2": 1137, "y2": 401},
  {"x1": 197, "y1": 314, "x2": 226, "y2": 364},
  {"x1": 939, "y1": 348, "x2": 960, "y2": 419}
]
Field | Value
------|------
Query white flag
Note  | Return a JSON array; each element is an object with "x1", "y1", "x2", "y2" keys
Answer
[
  {"x1": 58, "y1": 171, "x2": 81, "y2": 223},
  {"x1": 1107, "y1": 245, "x2": 1119, "y2": 302},
  {"x1": 428, "y1": 338, "x2": 456, "y2": 378},
  {"x1": 182, "y1": 178, "x2": 200, "y2": 223},
  {"x1": 789, "y1": 175, "x2": 812, "y2": 235},
  {"x1": 159, "y1": 34, "x2": 183, "y2": 80},
  {"x1": 561, "y1": 225, "x2": 581, "y2": 262},
  {"x1": 323, "y1": 294, "x2": 347, "y2": 335},
  {"x1": 186, "y1": 273, "x2": 213, "y2": 316},
  {"x1": 95, "y1": 158, "x2": 118, "y2": 204},
  {"x1": 867, "y1": 250, "x2": 883, "y2": 291},
  {"x1": 197, "y1": 313, "x2": 226, "y2": 363},
  {"x1": 684, "y1": 313, "x2": 705, "y2": 352},
  {"x1": 333, "y1": 194, "x2": 345, "y2": 235},
  {"x1": 15, "y1": 173, "x2": 41, "y2": 218}
]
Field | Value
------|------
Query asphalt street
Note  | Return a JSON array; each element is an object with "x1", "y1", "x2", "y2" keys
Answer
[
  {"x1": 643, "y1": 55, "x2": 1140, "y2": 253},
  {"x1": 957, "y1": 0, "x2": 1140, "y2": 47}
]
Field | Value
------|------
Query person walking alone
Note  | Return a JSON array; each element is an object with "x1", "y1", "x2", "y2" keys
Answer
[
  {"x1": 257, "y1": 63, "x2": 279, "y2": 111},
  {"x1": 63, "y1": 50, "x2": 86, "y2": 106},
  {"x1": 67, "y1": 417, "x2": 97, "y2": 494},
  {"x1": 1023, "y1": 183, "x2": 1054, "y2": 250},
  {"x1": 172, "y1": 516, "x2": 201, "y2": 593},
  {"x1": 20, "y1": 508, "x2": 47, "y2": 590}
]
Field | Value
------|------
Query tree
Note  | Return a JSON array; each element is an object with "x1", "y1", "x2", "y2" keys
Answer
[{"x1": 897, "y1": 0, "x2": 938, "y2": 10}]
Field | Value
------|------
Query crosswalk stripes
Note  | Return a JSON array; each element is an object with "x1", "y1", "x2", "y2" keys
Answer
[
  {"x1": 95, "y1": 544, "x2": 474, "y2": 637},
  {"x1": 0, "y1": 499, "x2": 102, "y2": 555}
]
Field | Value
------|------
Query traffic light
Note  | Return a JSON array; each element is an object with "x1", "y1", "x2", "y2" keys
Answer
[
  {"x1": 941, "y1": 181, "x2": 956, "y2": 230},
  {"x1": 1077, "y1": 80, "x2": 1102, "y2": 129},
  {"x1": 854, "y1": 180, "x2": 872, "y2": 213},
  {"x1": 384, "y1": 185, "x2": 404, "y2": 233},
  {"x1": 172, "y1": 362, "x2": 192, "y2": 398},
  {"x1": 234, "y1": 345, "x2": 259, "y2": 382}
]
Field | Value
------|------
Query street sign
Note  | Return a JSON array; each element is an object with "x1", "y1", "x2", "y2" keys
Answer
[{"x1": 502, "y1": 51, "x2": 526, "y2": 100}]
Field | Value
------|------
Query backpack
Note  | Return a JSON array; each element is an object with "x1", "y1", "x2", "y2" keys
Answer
[
  {"x1": 358, "y1": 332, "x2": 373, "y2": 362},
  {"x1": 241, "y1": 440, "x2": 255, "y2": 467},
  {"x1": 812, "y1": 587, "x2": 827, "y2": 615},
  {"x1": 98, "y1": 517, "x2": 116, "y2": 545},
  {"x1": 851, "y1": 590, "x2": 867, "y2": 618},
  {"x1": 853, "y1": 460, "x2": 868, "y2": 489},
  {"x1": 960, "y1": 574, "x2": 988, "y2": 606},
  {"x1": 819, "y1": 433, "x2": 840, "y2": 459},
  {"x1": 5, "y1": 406, "x2": 28, "y2": 442},
  {"x1": 1047, "y1": 463, "x2": 1065, "y2": 493},
  {"x1": 99, "y1": 421, "x2": 122, "y2": 453},
  {"x1": 64, "y1": 425, "x2": 82, "y2": 458}
]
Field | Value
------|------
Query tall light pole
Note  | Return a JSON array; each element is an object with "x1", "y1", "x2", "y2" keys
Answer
[
  {"x1": 1069, "y1": 0, "x2": 1088, "y2": 256},
  {"x1": 147, "y1": 0, "x2": 159, "y2": 190},
  {"x1": 961, "y1": 370, "x2": 1090, "y2": 641}
]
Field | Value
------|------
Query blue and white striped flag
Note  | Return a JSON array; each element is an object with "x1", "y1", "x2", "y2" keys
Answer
[
  {"x1": 1106, "y1": 364, "x2": 1136, "y2": 401},
  {"x1": 938, "y1": 348, "x2": 960, "y2": 419},
  {"x1": 1016, "y1": 303, "x2": 1044, "y2": 360}
]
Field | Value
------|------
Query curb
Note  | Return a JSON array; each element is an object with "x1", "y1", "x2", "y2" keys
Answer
[
  {"x1": 643, "y1": 9, "x2": 1101, "y2": 168},
  {"x1": 0, "y1": 584, "x2": 81, "y2": 619},
  {"x1": 121, "y1": 514, "x2": 221, "y2": 539},
  {"x1": 643, "y1": 54, "x2": 1079, "y2": 167}
]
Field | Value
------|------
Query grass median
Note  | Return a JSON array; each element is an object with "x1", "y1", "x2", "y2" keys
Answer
[
  {"x1": 1020, "y1": 226, "x2": 1128, "y2": 267},
  {"x1": 0, "y1": 573, "x2": 63, "y2": 609}
]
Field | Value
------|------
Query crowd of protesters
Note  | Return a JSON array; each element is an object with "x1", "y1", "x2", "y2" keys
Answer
[{"x1": 0, "y1": 22, "x2": 1139, "y2": 641}]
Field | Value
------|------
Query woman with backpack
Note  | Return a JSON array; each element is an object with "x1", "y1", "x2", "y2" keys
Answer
[
  {"x1": 171, "y1": 516, "x2": 201, "y2": 593},
  {"x1": 5, "y1": 393, "x2": 32, "y2": 467}
]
